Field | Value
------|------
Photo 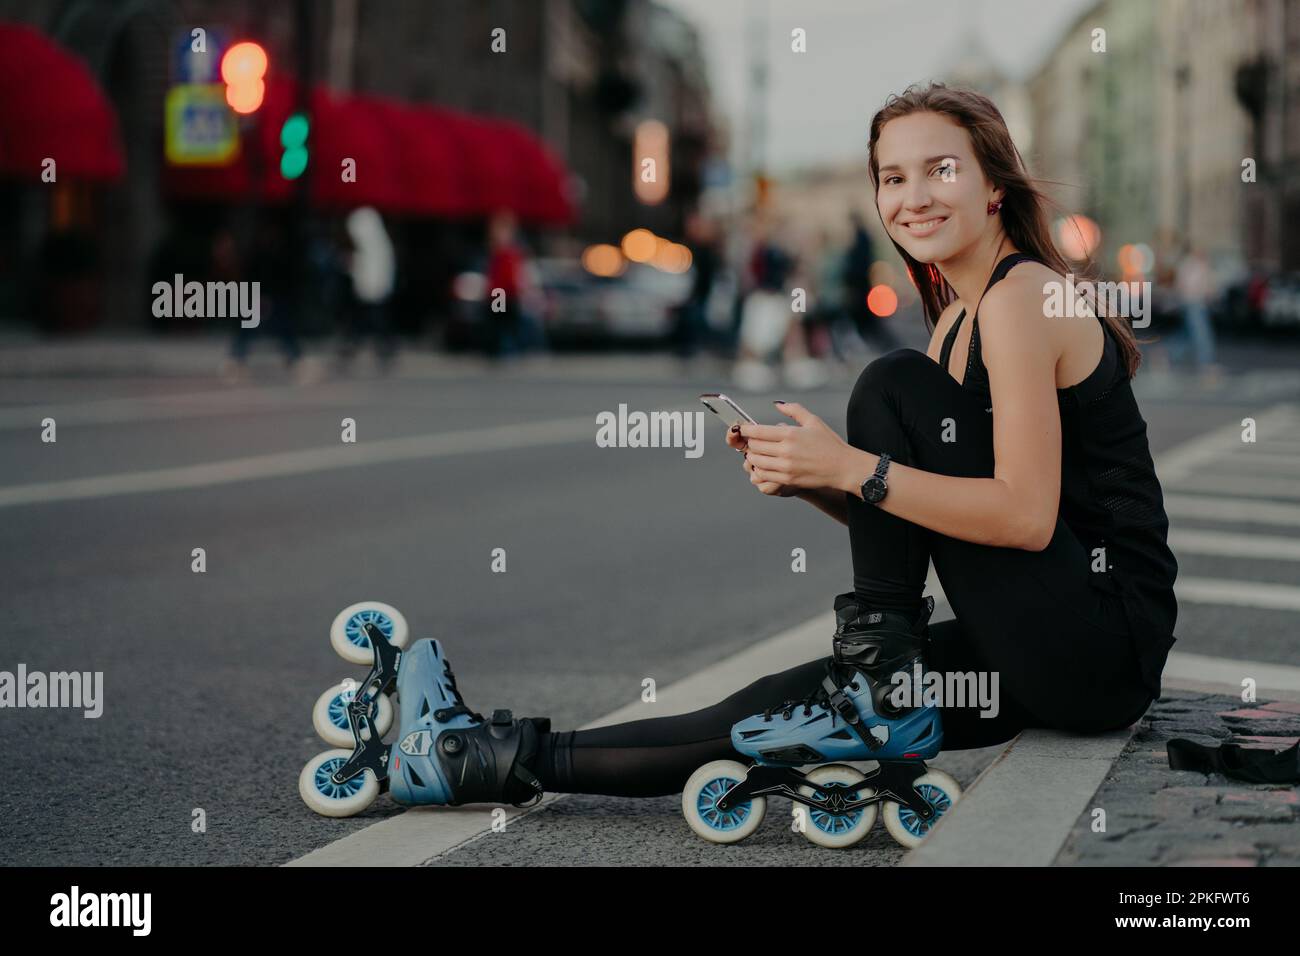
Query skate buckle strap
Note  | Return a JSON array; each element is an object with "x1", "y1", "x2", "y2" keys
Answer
[
  {"x1": 511, "y1": 763, "x2": 545, "y2": 808},
  {"x1": 434, "y1": 702, "x2": 483, "y2": 723},
  {"x1": 823, "y1": 675, "x2": 884, "y2": 752},
  {"x1": 509, "y1": 715, "x2": 548, "y2": 808},
  {"x1": 821, "y1": 675, "x2": 883, "y2": 751}
]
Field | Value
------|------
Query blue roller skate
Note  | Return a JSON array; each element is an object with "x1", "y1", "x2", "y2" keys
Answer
[
  {"x1": 683, "y1": 593, "x2": 961, "y2": 848},
  {"x1": 299, "y1": 604, "x2": 548, "y2": 818}
]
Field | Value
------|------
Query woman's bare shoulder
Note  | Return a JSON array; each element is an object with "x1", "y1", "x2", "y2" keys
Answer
[
  {"x1": 926, "y1": 297, "x2": 967, "y2": 362},
  {"x1": 981, "y1": 260, "x2": 1061, "y2": 329}
]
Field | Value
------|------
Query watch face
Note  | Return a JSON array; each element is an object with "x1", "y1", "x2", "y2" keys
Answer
[{"x1": 862, "y1": 476, "x2": 886, "y2": 503}]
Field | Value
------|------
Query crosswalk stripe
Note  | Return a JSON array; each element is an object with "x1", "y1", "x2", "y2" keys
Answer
[
  {"x1": 1163, "y1": 650, "x2": 1300, "y2": 697},
  {"x1": 1176, "y1": 576, "x2": 1300, "y2": 612},
  {"x1": 1167, "y1": 473, "x2": 1300, "y2": 499},
  {"x1": 1168, "y1": 527, "x2": 1300, "y2": 561},
  {"x1": 1164, "y1": 493, "x2": 1300, "y2": 526},
  {"x1": 1155, "y1": 404, "x2": 1298, "y2": 484},
  {"x1": 1198, "y1": 455, "x2": 1300, "y2": 477}
]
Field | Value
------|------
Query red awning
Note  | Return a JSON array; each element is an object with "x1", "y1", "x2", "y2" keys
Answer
[
  {"x1": 163, "y1": 79, "x2": 575, "y2": 224},
  {"x1": 0, "y1": 22, "x2": 124, "y2": 181},
  {"x1": 445, "y1": 113, "x2": 518, "y2": 216},
  {"x1": 309, "y1": 90, "x2": 406, "y2": 211},
  {"x1": 491, "y1": 119, "x2": 575, "y2": 225},
  {"x1": 380, "y1": 103, "x2": 476, "y2": 218}
]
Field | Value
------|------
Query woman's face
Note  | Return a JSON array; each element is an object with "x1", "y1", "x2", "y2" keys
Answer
[{"x1": 874, "y1": 111, "x2": 999, "y2": 264}]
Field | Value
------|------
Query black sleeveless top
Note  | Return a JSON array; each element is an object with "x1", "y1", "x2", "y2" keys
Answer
[{"x1": 939, "y1": 252, "x2": 1178, "y2": 699}]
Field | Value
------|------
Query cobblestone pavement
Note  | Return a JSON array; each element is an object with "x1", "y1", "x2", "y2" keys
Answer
[{"x1": 1056, "y1": 692, "x2": 1300, "y2": 866}]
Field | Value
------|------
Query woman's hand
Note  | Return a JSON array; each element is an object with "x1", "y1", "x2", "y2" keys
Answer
[
  {"x1": 738, "y1": 402, "x2": 859, "y2": 492},
  {"x1": 726, "y1": 422, "x2": 801, "y2": 496}
]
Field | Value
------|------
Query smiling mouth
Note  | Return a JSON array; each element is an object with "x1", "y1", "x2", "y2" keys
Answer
[{"x1": 902, "y1": 216, "x2": 948, "y2": 234}]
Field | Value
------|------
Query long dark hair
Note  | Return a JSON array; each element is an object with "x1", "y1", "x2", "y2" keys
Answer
[{"x1": 867, "y1": 82, "x2": 1142, "y2": 377}]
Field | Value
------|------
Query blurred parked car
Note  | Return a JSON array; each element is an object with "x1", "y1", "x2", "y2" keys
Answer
[
  {"x1": 1260, "y1": 273, "x2": 1300, "y2": 330},
  {"x1": 536, "y1": 258, "x2": 692, "y2": 349}
]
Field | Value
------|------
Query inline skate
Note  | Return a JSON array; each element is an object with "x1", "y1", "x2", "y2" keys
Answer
[
  {"x1": 299, "y1": 602, "x2": 549, "y2": 817},
  {"x1": 682, "y1": 593, "x2": 961, "y2": 849}
]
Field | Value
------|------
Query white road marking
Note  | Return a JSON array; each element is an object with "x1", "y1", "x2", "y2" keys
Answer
[
  {"x1": 0, "y1": 415, "x2": 600, "y2": 508},
  {"x1": 0, "y1": 385, "x2": 342, "y2": 430},
  {"x1": 1168, "y1": 527, "x2": 1300, "y2": 561},
  {"x1": 1162, "y1": 650, "x2": 1300, "y2": 700},
  {"x1": 1175, "y1": 576, "x2": 1300, "y2": 612},
  {"x1": 1164, "y1": 493, "x2": 1300, "y2": 526},
  {"x1": 1167, "y1": 473, "x2": 1300, "y2": 500},
  {"x1": 0, "y1": 401, "x2": 707, "y2": 508},
  {"x1": 1204, "y1": 451, "x2": 1300, "y2": 470},
  {"x1": 1155, "y1": 403, "x2": 1298, "y2": 484}
]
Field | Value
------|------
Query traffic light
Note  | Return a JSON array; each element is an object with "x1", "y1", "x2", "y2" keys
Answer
[
  {"x1": 279, "y1": 112, "x2": 309, "y2": 180},
  {"x1": 221, "y1": 41, "x2": 267, "y2": 114}
]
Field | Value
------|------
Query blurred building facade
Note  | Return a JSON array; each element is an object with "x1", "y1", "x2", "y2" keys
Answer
[
  {"x1": 1027, "y1": 0, "x2": 1298, "y2": 281},
  {"x1": 939, "y1": 22, "x2": 1034, "y2": 156},
  {"x1": 0, "y1": 0, "x2": 721, "y2": 330}
]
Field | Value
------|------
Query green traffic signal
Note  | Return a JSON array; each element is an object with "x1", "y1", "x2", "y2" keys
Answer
[{"x1": 280, "y1": 112, "x2": 309, "y2": 180}]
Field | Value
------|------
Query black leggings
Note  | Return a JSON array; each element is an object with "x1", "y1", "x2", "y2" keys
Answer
[{"x1": 537, "y1": 349, "x2": 1154, "y2": 797}]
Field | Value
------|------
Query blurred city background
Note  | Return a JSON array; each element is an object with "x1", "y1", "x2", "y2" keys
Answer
[
  {"x1": 1, "y1": 0, "x2": 1297, "y2": 383},
  {"x1": 3, "y1": 0, "x2": 1300, "y2": 866}
]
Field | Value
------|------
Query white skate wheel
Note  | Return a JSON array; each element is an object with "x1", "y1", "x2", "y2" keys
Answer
[
  {"x1": 796, "y1": 764, "x2": 878, "y2": 849},
  {"x1": 312, "y1": 681, "x2": 394, "y2": 748},
  {"x1": 330, "y1": 602, "x2": 409, "y2": 665},
  {"x1": 882, "y1": 769, "x2": 961, "y2": 848},
  {"x1": 682, "y1": 760, "x2": 765, "y2": 844},
  {"x1": 299, "y1": 749, "x2": 380, "y2": 818}
]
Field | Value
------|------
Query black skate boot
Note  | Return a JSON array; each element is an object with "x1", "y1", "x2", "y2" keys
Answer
[
  {"x1": 387, "y1": 638, "x2": 550, "y2": 808},
  {"x1": 829, "y1": 592, "x2": 936, "y2": 721}
]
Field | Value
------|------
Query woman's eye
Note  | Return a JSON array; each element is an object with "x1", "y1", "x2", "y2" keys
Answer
[
  {"x1": 934, "y1": 163, "x2": 955, "y2": 178},
  {"x1": 884, "y1": 175, "x2": 902, "y2": 186}
]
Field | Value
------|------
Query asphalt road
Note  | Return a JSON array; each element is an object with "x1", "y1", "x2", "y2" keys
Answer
[{"x1": 1, "y1": 338, "x2": 1297, "y2": 865}]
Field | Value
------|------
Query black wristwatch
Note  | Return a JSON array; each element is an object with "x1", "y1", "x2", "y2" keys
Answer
[{"x1": 860, "y1": 453, "x2": 891, "y2": 504}]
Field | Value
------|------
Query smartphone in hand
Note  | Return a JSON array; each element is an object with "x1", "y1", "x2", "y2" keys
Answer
[{"x1": 700, "y1": 393, "x2": 757, "y2": 429}]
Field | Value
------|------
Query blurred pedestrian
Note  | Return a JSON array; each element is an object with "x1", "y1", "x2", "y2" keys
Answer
[
  {"x1": 809, "y1": 228, "x2": 850, "y2": 361},
  {"x1": 671, "y1": 212, "x2": 721, "y2": 358},
  {"x1": 220, "y1": 215, "x2": 322, "y2": 385},
  {"x1": 1169, "y1": 244, "x2": 1221, "y2": 385},
  {"x1": 340, "y1": 206, "x2": 397, "y2": 373},
  {"x1": 734, "y1": 234, "x2": 797, "y2": 391},
  {"x1": 844, "y1": 210, "x2": 898, "y2": 353},
  {"x1": 223, "y1": 214, "x2": 318, "y2": 384},
  {"x1": 484, "y1": 210, "x2": 534, "y2": 358}
]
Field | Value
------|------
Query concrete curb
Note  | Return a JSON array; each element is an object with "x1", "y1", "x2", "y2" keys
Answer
[{"x1": 901, "y1": 721, "x2": 1140, "y2": 867}]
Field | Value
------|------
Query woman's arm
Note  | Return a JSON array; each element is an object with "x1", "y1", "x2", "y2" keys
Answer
[
  {"x1": 795, "y1": 486, "x2": 850, "y2": 525},
  {"x1": 742, "y1": 280, "x2": 1063, "y2": 551},
  {"x1": 728, "y1": 423, "x2": 849, "y2": 525},
  {"x1": 729, "y1": 292, "x2": 965, "y2": 525}
]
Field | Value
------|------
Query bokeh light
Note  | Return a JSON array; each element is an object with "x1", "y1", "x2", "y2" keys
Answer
[
  {"x1": 1055, "y1": 214, "x2": 1101, "y2": 261},
  {"x1": 867, "y1": 284, "x2": 898, "y2": 317}
]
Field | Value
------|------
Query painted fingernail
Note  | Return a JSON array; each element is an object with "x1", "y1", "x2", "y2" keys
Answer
[
  {"x1": 730, "y1": 424, "x2": 740, "y2": 433},
  {"x1": 773, "y1": 400, "x2": 787, "y2": 405}
]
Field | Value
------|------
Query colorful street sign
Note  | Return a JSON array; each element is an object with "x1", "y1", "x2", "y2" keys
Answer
[{"x1": 164, "y1": 83, "x2": 239, "y2": 165}]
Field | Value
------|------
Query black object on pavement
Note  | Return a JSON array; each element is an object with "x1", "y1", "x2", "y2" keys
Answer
[{"x1": 1166, "y1": 737, "x2": 1300, "y2": 784}]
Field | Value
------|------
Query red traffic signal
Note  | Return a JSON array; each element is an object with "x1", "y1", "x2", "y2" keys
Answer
[{"x1": 220, "y1": 41, "x2": 267, "y2": 114}]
